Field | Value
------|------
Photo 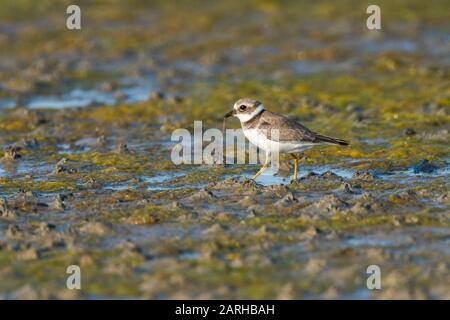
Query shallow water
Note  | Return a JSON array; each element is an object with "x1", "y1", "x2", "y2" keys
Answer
[
  {"x1": 24, "y1": 78, "x2": 155, "y2": 110},
  {"x1": 248, "y1": 166, "x2": 356, "y2": 185}
]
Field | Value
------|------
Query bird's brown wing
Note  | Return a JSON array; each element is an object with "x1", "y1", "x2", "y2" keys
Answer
[
  {"x1": 257, "y1": 111, "x2": 317, "y2": 142},
  {"x1": 258, "y1": 111, "x2": 349, "y2": 145}
]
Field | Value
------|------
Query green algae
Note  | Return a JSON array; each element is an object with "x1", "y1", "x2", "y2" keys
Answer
[{"x1": 0, "y1": 178, "x2": 77, "y2": 193}]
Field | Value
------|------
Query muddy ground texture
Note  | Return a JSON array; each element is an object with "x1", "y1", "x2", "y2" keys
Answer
[{"x1": 0, "y1": 1, "x2": 449, "y2": 299}]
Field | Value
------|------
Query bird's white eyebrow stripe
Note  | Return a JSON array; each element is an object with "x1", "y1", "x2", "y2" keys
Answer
[{"x1": 241, "y1": 104, "x2": 265, "y2": 122}]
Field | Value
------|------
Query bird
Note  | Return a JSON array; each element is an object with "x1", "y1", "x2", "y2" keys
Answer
[{"x1": 223, "y1": 98, "x2": 349, "y2": 181}]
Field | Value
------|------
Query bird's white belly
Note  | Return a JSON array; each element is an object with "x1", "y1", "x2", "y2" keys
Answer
[{"x1": 243, "y1": 129, "x2": 317, "y2": 154}]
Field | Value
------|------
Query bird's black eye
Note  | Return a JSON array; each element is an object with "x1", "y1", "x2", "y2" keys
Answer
[{"x1": 239, "y1": 105, "x2": 247, "y2": 111}]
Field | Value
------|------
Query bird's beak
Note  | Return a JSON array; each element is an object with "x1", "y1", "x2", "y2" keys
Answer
[{"x1": 224, "y1": 110, "x2": 235, "y2": 118}]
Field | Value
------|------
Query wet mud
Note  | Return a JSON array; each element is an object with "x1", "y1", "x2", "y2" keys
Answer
[{"x1": 0, "y1": 1, "x2": 449, "y2": 299}]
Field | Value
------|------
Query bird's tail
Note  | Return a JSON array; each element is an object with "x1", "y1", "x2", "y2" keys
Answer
[{"x1": 314, "y1": 134, "x2": 349, "y2": 146}]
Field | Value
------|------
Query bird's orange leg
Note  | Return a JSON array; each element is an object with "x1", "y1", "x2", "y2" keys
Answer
[
  {"x1": 291, "y1": 154, "x2": 300, "y2": 182},
  {"x1": 252, "y1": 162, "x2": 270, "y2": 180}
]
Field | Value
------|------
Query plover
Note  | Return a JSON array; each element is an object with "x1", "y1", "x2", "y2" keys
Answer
[{"x1": 224, "y1": 98, "x2": 349, "y2": 181}]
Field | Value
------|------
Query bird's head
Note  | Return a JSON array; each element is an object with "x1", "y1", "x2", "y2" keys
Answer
[{"x1": 224, "y1": 98, "x2": 265, "y2": 123}]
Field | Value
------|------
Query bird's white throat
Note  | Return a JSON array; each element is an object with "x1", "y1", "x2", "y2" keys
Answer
[{"x1": 237, "y1": 104, "x2": 265, "y2": 123}]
